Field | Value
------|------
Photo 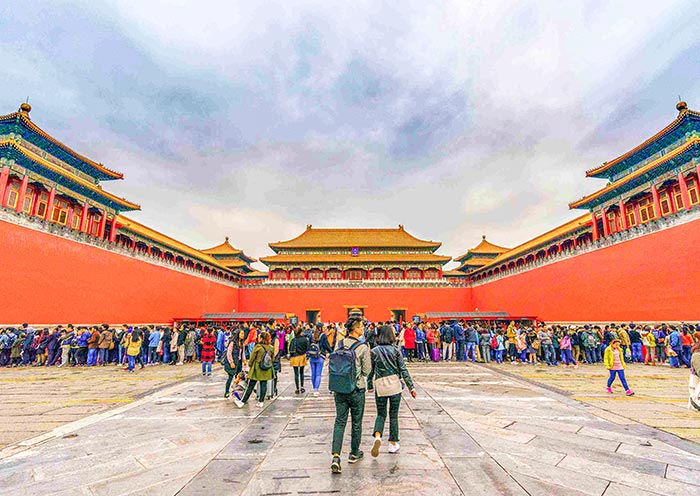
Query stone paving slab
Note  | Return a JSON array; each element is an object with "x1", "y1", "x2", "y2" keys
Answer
[{"x1": 1, "y1": 361, "x2": 700, "y2": 495}]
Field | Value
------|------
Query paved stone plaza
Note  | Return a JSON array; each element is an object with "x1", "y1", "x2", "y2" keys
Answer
[{"x1": 1, "y1": 362, "x2": 700, "y2": 495}]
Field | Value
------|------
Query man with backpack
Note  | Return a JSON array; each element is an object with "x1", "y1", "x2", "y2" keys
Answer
[
  {"x1": 440, "y1": 322, "x2": 453, "y2": 361},
  {"x1": 329, "y1": 316, "x2": 372, "y2": 474}
]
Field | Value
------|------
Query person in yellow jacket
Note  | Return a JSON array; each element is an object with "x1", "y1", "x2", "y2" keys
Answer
[
  {"x1": 617, "y1": 325, "x2": 631, "y2": 363},
  {"x1": 642, "y1": 329, "x2": 657, "y2": 365},
  {"x1": 506, "y1": 322, "x2": 517, "y2": 363},
  {"x1": 126, "y1": 330, "x2": 143, "y2": 373},
  {"x1": 605, "y1": 339, "x2": 634, "y2": 396}
]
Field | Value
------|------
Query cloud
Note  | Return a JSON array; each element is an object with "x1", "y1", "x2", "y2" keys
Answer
[{"x1": 1, "y1": 0, "x2": 699, "y2": 269}]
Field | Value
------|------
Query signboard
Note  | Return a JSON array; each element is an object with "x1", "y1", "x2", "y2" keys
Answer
[{"x1": 351, "y1": 247, "x2": 359, "y2": 256}]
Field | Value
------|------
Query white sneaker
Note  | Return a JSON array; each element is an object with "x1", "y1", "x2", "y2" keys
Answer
[
  {"x1": 388, "y1": 442, "x2": 400, "y2": 454},
  {"x1": 233, "y1": 398, "x2": 244, "y2": 408},
  {"x1": 313, "y1": 390, "x2": 320, "y2": 397},
  {"x1": 256, "y1": 401, "x2": 264, "y2": 408}
]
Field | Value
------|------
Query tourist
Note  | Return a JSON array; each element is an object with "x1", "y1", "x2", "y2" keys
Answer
[
  {"x1": 403, "y1": 324, "x2": 416, "y2": 362},
  {"x1": 330, "y1": 316, "x2": 372, "y2": 474},
  {"x1": 223, "y1": 330, "x2": 243, "y2": 398},
  {"x1": 289, "y1": 327, "x2": 309, "y2": 394},
  {"x1": 628, "y1": 325, "x2": 643, "y2": 362},
  {"x1": 308, "y1": 327, "x2": 333, "y2": 396},
  {"x1": 604, "y1": 339, "x2": 634, "y2": 396},
  {"x1": 559, "y1": 330, "x2": 578, "y2": 368},
  {"x1": 426, "y1": 324, "x2": 436, "y2": 359},
  {"x1": 184, "y1": 327, "x2": 196, "y2": 363},
  {"x1": 97, "y1": 324, "x2": 112, "y2": 366},
  {"x1": 269, "y1": 327, "x2": 283, "y2": 399},
  {"x1": 682, "y1": 328, "x2": 694, "y2": 369},
  {"x1": 46, "y1": 328, "x2": 61, "y2": 366},
  {"x1": 200, "y1": 328, "x2": 216, "y2": 376},
  {"x1": 494, "y1": 330, "x2": 505, "y2": 364},
  {"x1": 479, "y1": 327, "x2": 492, "y2": 363},
  {"x1": 506, "y1": 322, "x2": 517, "y2": 363},
  {"x1": 125, "y1": 329, "x2": 142, "y2": 373},
  {"x1": 465, "y1": 322, "x2": 478, "y2": 362},
  {"x1": 654, "y1": 325, "x2": 667, "y2": 363},
  {"x1": 147, "y1": 327, "x2": 160, "y2": 364},
  {"x1": 86, "y1": 327, "x2": 99, "y2": 366},
  {"x1": 233, "y1": 331, "x2": 274, "y2": 408},
  {"x1": 10, "y1": 332, "x2": 23, "y2": 367},
  {"x1": 440, "y1": 321, "x2": 453, "y2": 361},
  {"x1": 618, "y1": 324, "x2": 631, "y2": 362},
  {"x1": 368, "y1": 324, "x2": 417, "y2": 458},
  {"x1": 538, "y1": 326, "x2": 554, "y2": 366},
  {"x1": 415, "y1": 324, "x2": 426, "y2": 361},
  {"x1": 0, "y1": 330, "x2": 13, "y2": 366},
  {"x1": 453, "y1": 320, "x2": 465, "y2": 361},
  {"x1": 58, "y1": 327, "x2": 73, "y2": 367},
  {"x1": 642, "y1": 327, "x2": 657, "y2": 366},
  {"x1": 689, "y1": 342, "x2": 700, "y2": 411},
  {"x1": 526, "y1": 328, "x2": 539, "y2": 365},
  {"x1": 515, "y1": 329, "x2": 527, "y2": 363}
]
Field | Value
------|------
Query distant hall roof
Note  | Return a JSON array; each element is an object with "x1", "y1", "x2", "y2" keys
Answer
[{"x1": 269, "y1": 225, "x2": 441, "y2": 250}]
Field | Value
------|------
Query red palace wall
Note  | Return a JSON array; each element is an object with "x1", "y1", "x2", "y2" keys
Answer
[
  {"x1": 471, "y1": 218, "x2": 700, "y2": 322},
  {"x1": 0, "y1": 220, "x2": 238, "y2": 324},
  {"x1": 238, "y1": 286, "x2": 472, "y2": 322}
]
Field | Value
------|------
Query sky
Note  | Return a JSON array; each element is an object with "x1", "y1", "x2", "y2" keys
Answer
[{"x1": 2, "y1": 0, "x2": 699, "y2": 269}]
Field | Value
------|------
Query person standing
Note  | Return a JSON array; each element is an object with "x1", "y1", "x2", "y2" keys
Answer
[
  {"x1": 126, "y1": 330, "x2": 142, "y2": 373},
  {"x1": 224, "y1": 330, "x2": 244, "y2": 398},
  {"x1": 415, "y1": 324, "x2": 426, "y2": 361},
  {"x1": 289, "y1": 327, "x2": 310, "y2": 394},
  {"x1": 403, "y1": 325, "x2": 416, "y2": 362},
  {"x1": 200, "y1": 328, "x2": 216, "y2": 376},
  {"x1": 148, "y1": 327, "x2": 161, "y2": 364},
  {"x1": 464, "y1": 323, "x2": 478, "y2": 363},
  {"x1": 233, "y1": 331, "x2": 274, "y2": 408},
  {"x1": 86, "y1": 327, "x2": 100, "y2": 366},
  {"x1": 453, "y1": 320, "x2": 466, "y2": 361},
  {"x1": 559, "y1": 331, "x2": 578, "y2": 368},
  {"x1": 97, "y1": 325, "x2": 112, "y2": 366},
  {"x1": 329, "y1": 317, "x2": 371, "y2": 474},
  {"x1": 440, "y1": 322, "x2": 453, "y2": 361},
  {"x1": 604, "y1": 339, "x2": 634, "y2": 396},
  {"x1": 368, "y1": 325, "x2": 417, "y2": 458}
]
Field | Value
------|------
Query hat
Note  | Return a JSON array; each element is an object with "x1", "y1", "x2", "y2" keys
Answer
[{"x1": 584, "y1": 324, "x2": 590, "y2": 329}]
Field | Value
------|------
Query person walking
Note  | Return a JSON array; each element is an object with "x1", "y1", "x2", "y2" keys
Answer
[
  {"x1": 200, "y1": 328, "x2": 216, "y2": 376},
  {"x1": 224, "y1": 329, "x2": 244, "y2": 398},
  {"x1": 308, "y1": 327, "x2": 333, "y2": 396},
  {"x1": 559, "y1": 331, "x2": 578, "y2": 368},
  {"x1": 289, "y1": 327, "x2": 310, "y2": 394},
  {"x1": 604, "y1": 339, "x2": 634, "y2": 396},
  {"x1": 233, "y1": 331, "x2": 274, "y2": 408},
  {"x1": 329, "y1": 317, "x2": 371, "y2": 474},
  {"x1": 368, "y1": 325, "x2": 417, "y2": 458}
]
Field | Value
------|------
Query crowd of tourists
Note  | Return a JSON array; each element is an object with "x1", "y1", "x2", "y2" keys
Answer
[{"x1": 2, "y1": 317, "x2": 699, "y2": 474}]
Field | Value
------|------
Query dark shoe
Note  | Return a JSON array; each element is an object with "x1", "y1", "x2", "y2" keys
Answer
[
  {"x1": 331, "y1": 456, "x2": 341, "y2": 474},
  {"x1": 348, "y1": 451, "x2": 364, "y2": 464},
  {"x1": 224, "y1": 392, "x2": 230, "y2": 398},
  {"x1": 300, "y1": 387, "x2": 306, "y2": 394},
  {"x1": 295, "y1": 389, "x2": 300, "y2": 394}
]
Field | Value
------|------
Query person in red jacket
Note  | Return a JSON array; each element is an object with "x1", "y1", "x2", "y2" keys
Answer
[
  {"x1": 404, "y1": 325, "x2": 416, "y2": 362},
  {"x1": 200, "y1": 328, "x2": 216, "y2": 376}
]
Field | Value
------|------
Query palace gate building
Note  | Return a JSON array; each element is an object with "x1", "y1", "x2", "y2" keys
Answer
[{"x1": 2, "y1": 102, "x2": 700, "y2": 324}]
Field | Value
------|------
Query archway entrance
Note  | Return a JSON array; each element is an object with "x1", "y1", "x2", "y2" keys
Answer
[
  {"x1": 305, "y1": 309, "x2": 320, "y2": 323},
  {"x1": 346, "y1": 307, "x2": 365, "y2": 318},
  {"x1": 390, "y1": 309, "x2": 406, "y2": 322}
]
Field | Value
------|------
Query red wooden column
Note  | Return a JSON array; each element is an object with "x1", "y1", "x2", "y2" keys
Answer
[
  {"x1": 633, "y1": 202, "x2": 642, "y2": 225},
  {"x1": 601, "y1": 207, "x2": 610, "y2": 237},
  {"x1": 30, "y1": 190, "x2": 41, "y2": 216},
  {"x1": 651, "y1": 184, "x2": 662, "y2": 219},
  {"x1": 323, "y1": 269, "x2": 327, "y2": 279},
  {"x1": 108, "y1": 217, "x2": 118, "y2": 242},
  {"x1": 286, "y1": 270, "x2": 290, "y2": 280},
  {"x1": 0, "y1": 167, "x2": 9, "y2": 206},
  {"x1": 420, "y1": 269, "x2": 425, "y2": 280},
  {"x1": 66, "y1": 207, "x2": 74, "y2": 228},
  {"x1": 268, "y1": 271, "x2": 273, "y2": 280},
  {"x1": 44, "y1": 187, "x2": 56, "y2": 221},
  {"x1": 619, "y1": 200, "x2": 629, "y2": 229},
  {"x1": 384, "y1": 269, "x2": 389, "y2": 279},
  {"x1": 678, "y1": 172, "x2": 691, "y2": 210},
  {"x1": 439, "y1": 268, "x2": 443, "y2": 278},
  {"x1": 341, "y1": 269, "x2": 345, "y2": 279},
  {"x1": 98, "y1": 210, "x2": 107, "y2": 239},
  {"x1": 79, "y1": 202, "x2": 89, "y2": 232},
  {"x1": 304, "y1": 269, "x2": 309, "y2": 280},
  {"x1": 591, "y1": 212, "x2": 599, "y2": 240},
  {"x1": 14, "y1": 175, "x2": 28, "y2": 213},
  {"x1": 402, "y1": 268, "x2": 407, "y2": 279}
]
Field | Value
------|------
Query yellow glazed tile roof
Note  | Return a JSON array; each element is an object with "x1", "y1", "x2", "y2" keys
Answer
[
  {"x1": 474, "y1": 214, "x2": 591, "y2": 273},
  {"x1": 260, "y1": 253, "x2": 451, "y2": 264},
  {"x1": 269, "y1": 225, "x2": 441, "y2": 249},
  {"x1": 201, "y1": 237, "x2": 258, "y2": 263},
  {"x1": 116, "y1": 215, "x2": 235, "y2": 273},
  {"x1": 453, "y1": 235, "x2": 510, "y2": 262}
]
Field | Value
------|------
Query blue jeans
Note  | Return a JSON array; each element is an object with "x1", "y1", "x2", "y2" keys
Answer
[
  {"x1": 495, "y1": 350, "x2": 504, "y2": 363},
  {"x1": 98, "y1": 348, "x2": 108, "y2": 365},
  {"x1": 542, "y1": 344, "x2": 555, "y2": 365},
  {"x1": 202, "y1": 361, "x2": 212, "y2": 374},
  {"x1": 163, "y1": 347, "x2": 170, "y2": 364},
  {"x1": 465, "y1": 342, "x2": 476, "y2": 362},
  {"x1": 87, "y1": 348, "x2": 98, "y2": 366},
  {"x1": 607, "y1": 369, "x2": 629, "y2": 390},
  {"x1": 310, "y1": 356, "x2": 324, "y2": 390},
  {"x1": 127, "y1": 355, "x2": 136, "y2": 371},
  {"x1": 631, "y1": 343, "x2": 643, "y2": 362},
  {"x1": 561, "y1": 349, "x2": 576, "y2": 365},
  {"x1": 456, "y1": 340, "x2": 466, "y2": 361},
  {"x1": 149, "y1": 346, "x2": 158, "y2": 364},
  {"x1": 416, "y1": 342, "x2": 426, "y2": 360}
]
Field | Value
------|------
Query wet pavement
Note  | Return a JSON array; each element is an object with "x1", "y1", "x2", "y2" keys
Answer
[{"x1": 1, "y1": 362, "x2": 699, "y2": 495}]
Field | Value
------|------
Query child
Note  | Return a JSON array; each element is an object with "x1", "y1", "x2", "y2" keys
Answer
[{"x1": 604, "y1": 339, "x2": 634, "y2": 396}]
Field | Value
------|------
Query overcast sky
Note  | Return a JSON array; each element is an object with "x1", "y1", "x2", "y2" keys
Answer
[{"x1": 2, "y1": 1, "x2": 699, "y2": 269}]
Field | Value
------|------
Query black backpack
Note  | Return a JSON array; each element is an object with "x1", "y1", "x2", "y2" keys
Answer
[
  {"x1": 328, "y1": 340, "x2": 362, "y2": 394},
  {"x1": 259, "y1": 347, "x2": 273, "y2": 370},
  {"x1": 308, "y1": 342, "x2": 321, "y2": 359}
]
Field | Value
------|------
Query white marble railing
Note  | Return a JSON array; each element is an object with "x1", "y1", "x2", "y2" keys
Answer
[{"x1": 258, "y1": 278, "x2": 461, "y2": 289}]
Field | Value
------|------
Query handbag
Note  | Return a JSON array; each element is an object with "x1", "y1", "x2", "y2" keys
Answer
[{"x1": 374, "y1": 374, "x2": 402, "y2": 397}]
